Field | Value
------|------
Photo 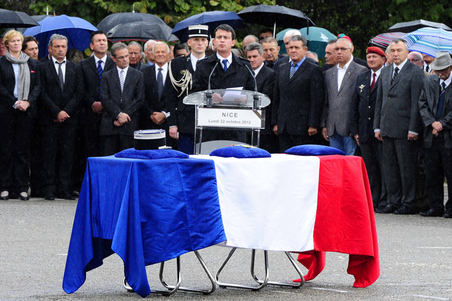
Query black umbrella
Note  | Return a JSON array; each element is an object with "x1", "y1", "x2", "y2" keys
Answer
[
  {"x1": 106, "y1": 21, "x2": 178, "y2": 42},
  {"x1": 98, "y1": 12, "x2": 169, "y2": 34},
  {"x1": 237, "y1": 5, "x2": 315, "y2": 36},
  {"x1": 387, "y1": 19, "x2": 452, "y2": 33},
  {"x1": 0, "y1": 9, "x2": 39, "y2": 28}
]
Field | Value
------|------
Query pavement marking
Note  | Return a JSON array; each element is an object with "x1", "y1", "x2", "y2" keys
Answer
[
  {"x1": 413, "y1": 295, "x2": 449, "y2": 300},
  {"x1": 418, "y1": 247, "x2": 452, "y2": 249},
  {"x1": 57, "y1": 254, "x2": 68, "y2": 256},
  {"x1": 273, "y1": 290, "x2": 298, "y2": 294},
  {"x1": 311, "y1": 287, "x2": 348, "y2": 293}
]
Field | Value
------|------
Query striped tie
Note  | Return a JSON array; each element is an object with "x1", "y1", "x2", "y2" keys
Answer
[
  {"x1": 391, "y1": 67, "x2": 399, "y2": 85},
  {"x1": 290, "y1": 63, "x2": 296, "y2": 79},
  {"x1": 97, "y1": 60, "x2": 103, "y2": 99}
]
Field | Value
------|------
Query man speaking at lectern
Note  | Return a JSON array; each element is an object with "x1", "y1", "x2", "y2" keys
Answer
[{"x1": 192, "y1": 24, "x2": 255, "y2": 142}]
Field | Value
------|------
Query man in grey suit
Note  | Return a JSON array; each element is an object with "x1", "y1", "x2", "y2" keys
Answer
[
  {"x1": 419, "y1": 52, "x2": 452, "y2": 218},
  {"x1": 100, "y1": 42, "x2": 144, "y2": 156},
  {"x1": 321, "y1": 37, "x2": 367, "y2": 155},
  {"x1": 374, "y1": 38, "x2": 425, "y2": 214}
]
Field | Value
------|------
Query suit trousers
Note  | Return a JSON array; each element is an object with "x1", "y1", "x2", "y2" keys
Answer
[
  {"x1": 40, "y1": 122, "x2": 77, "y2": 195},
  {"x1": 423, "y1": 134, "x2": 452, "y2": 212},
  {"x1": 101, "y1": 134, "x2": 134, "y2": 156},
  {"x1": 360, "y1": 138, "x2": 387, "y2": 209},
  {"x1": 278, "y1": 128, "x2": 314, "y2": 153},
  {"x1": 178, "y1": 133, "x2": 194, "y2": 155},
  {"x1": 382, "y1": 137, "x2": 418, "y2": 209},
  {"x1": 0, "y1": 111, "x2": 33, "y2": 193}
]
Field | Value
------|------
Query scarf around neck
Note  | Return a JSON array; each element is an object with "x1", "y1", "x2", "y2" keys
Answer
[{"x1": 4, "y1": 51, "x2": 30, "y2": 101}]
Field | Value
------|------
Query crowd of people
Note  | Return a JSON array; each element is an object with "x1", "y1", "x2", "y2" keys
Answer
[{"x1": 0, "y1": 24, "x2": 450, "y2": 218}]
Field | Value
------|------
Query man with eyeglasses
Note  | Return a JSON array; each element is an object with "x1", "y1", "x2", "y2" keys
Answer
[
  {"x1": 418, "y1": 51, "x2": 452, "y2": 218},
  {"x1": 374, "y1": 38, "x2": 425, "y2": 214},
  {"x1": 408, "y1": 51, "x2": 429, "y2": 77},
  {"x1": 99, "y1": 42, "x2": 144, "y2": 156},
  {"x1": 321, "y1": 37, "x2": 367, "y2": 155}
]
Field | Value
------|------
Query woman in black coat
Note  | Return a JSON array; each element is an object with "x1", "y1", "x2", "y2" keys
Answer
[{"x1": 0, "y1": 30, "x2": 41, "y2": 200}]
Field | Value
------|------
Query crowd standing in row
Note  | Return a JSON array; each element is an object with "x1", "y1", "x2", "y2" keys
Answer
[{"x1": 0, "y1": 24, "x2": 450, "y2": 219}]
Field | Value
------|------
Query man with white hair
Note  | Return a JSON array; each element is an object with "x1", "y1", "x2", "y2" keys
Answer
[
  {"x1": 128, "y1": 41, "x2": 148, "y2": 71},
  {"x1": 144, "y1": 39, "x2": 156, "y2": 66}
]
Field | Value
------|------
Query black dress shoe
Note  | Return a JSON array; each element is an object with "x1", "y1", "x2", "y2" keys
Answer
[
  {"x1": 9, "y1": 192, "x2": 19, "y2": 199},
  {"x1": 394, "y1": 205, "x2": 417, "y2": 215},
  {"x1": 420, "y1": 209, "x2": 444, "y2": 217},
  {"x1": 377, "y1": 204, "x2": 398, "y2": 214},
  {"x1": 444, "y1": 211, "x2": 452, "y2": 218},
  {"x1": 59, "y1": 192, "x2": 75, "y2": 200},
  {"x1": 45, "y1": 194, "x2": 55, "y2": 200}
]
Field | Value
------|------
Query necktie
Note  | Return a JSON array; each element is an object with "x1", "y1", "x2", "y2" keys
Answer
[
  {"x1": 56, "y1": 61, "x2": 64, "y2": 91},
  {"x1": 97, "y1": 60, "x2": 103, "y2": 99},
  {"x1": 119, "y1": 69, "x2": 125, "y2": 94},
  {"x1": 290, "y1": 63, "x2": 296, "y2": 79},
  {"x1": 370, "y1": 72, "x2": 376, "y2": 92},
  {"x1": 157, "y1": 67, "x2": 163, "y2": 100},
  {"x1": 222, "y1": 59, "x2": 228, "y2": 72},
  {"x1": 391, "y1": 67, "x2": 399, "y2": 85},
  {"x1": 436, "y1": 82, "x2": 447, "y2": 119},
  {"x1": 426, "y1": 65, "x2": 430, "y2": 73}
]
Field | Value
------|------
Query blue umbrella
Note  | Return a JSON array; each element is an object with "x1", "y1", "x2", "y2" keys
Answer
[
  {"x1": 403, "y1": 27, "x2": 452, "y2": 57},
  {"x1": 172, "y1": 11, "x2": 244, "y2": 42},
  {"x1": 299, "y1": 27, "x2": 336, "y2": 58},
  {"x1": 23, "y1": 14, "x2": 97, "y2": 57}
]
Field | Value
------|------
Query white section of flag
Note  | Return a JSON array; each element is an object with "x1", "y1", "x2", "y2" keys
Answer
[{"x1": 202, "y1": 154, "x2": 320, "y2": 252}]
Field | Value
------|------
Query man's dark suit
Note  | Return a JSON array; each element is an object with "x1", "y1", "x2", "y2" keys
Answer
[
  {"x1": 192, "y1": 53, "x2": 255, "y2": 142},
  {"x1": 350, "y1": 70, "x2": 387, "y2": 209},
  {"x1": 0, "y1": 56, "x2": 41, "y2": 194},
  {"x1": 100, "y1": 67, "x2": 144, "y2": 155},
  {"x1": 272, "y1": 59, "x2": 324, "y2": 152},
  {"x1": 39, "y1": 58, "x2": 83, "y2": 197},
  {"x1": 374, "y1": 61, "x2": 425, "y2": 212},
  {"x1": 419, "y1": 74, "x2": 452, "y2": 215},
  {"x1": 79, "y1": 56, "x2": 115, "y2": 156},
  {"x1": 255, "y1": 65, "x2": 278, "y2": 152},
  {"x1": 130, "y1": 61, "x2": 149, "y2": 72}
]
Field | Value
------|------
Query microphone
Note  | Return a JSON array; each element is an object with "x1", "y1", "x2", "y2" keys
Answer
[
  {"x1": 206, "y1": 61, "x2": 219, "y2": 107},
  {"x1": 245, "y1": 64, "x2": 260, "y2": 110}
]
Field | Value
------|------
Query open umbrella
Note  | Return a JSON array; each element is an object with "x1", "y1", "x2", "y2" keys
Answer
[
  {"x1": 0, "y1": 9, "x2": 39, "y2": 28},
  {"x1": 98, "y1": 12, "x2": 168, "y2": 34},
  {"x1": 299, "y1": 27, "x2": 335, "y2": 58},
  {"x1": 107, "y1": 21, "x2": 178, "y2": 42},
  {"x1": 172, "y1": 11, "x2": 244, "y2": 42},
  {"x1": 23, "y1": 14, "x2": 97, "y2": 57},
  {"x1": 388, "y1": 19, "x2": 452, "y2": 33},
  {"x1": 237, "y1": 5, "x2": 315, "y2": 36},
  {"x1": 369, "y1": 32, "x2": 405, "y2": 48},
  {"x1": 402, "y1": 27, "x2": 452, "y2": 57}
]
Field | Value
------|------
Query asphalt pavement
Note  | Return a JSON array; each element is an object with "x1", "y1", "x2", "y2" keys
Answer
[{"x1": 1, "y1": 198, "x2": 451, "y2": 300}]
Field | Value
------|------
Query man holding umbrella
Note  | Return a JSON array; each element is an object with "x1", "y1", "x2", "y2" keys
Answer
[{"x1": 166, "y1": 25, "x2": 209, "y2": 154}]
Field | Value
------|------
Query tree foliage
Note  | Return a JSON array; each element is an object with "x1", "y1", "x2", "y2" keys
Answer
[{"x1": 278, "y1": 0, "x2": 452, "y2": 57}]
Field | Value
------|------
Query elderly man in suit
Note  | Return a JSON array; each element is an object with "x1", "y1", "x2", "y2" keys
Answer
[
  {"x1": 321, "y1": 37, "x2": 367, "y2": 155},
  {"x1": 245, "y1": 42, "x2": 277, "y2": 152},
  {"x1": 128, "y1": 41, "x2": 148, "y2": 71},
  {"x1": 100, "y1": 42, "x2": 144, "y2": 156},
  {"x1": 419, "y1": 52, "x2": 452, "y2": 218},
  {"x1": 351, "y1": 46, "x2": 387, "y2": 211},
  {"x1": 39, "y1": 34, "x2": 83, "y2": 200},
  {"x1": 141, "y1": 41, "x2": 177, "y2": 149},
  {"x1": 272, "y1": 35, "x2": 324, "y2": 152},
  {"x1": 166, "y1": 25, "x2": 209, "y2": 154},
  {"x1": 374, "y1": 38, "x2": 425, "y2": 214}
]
